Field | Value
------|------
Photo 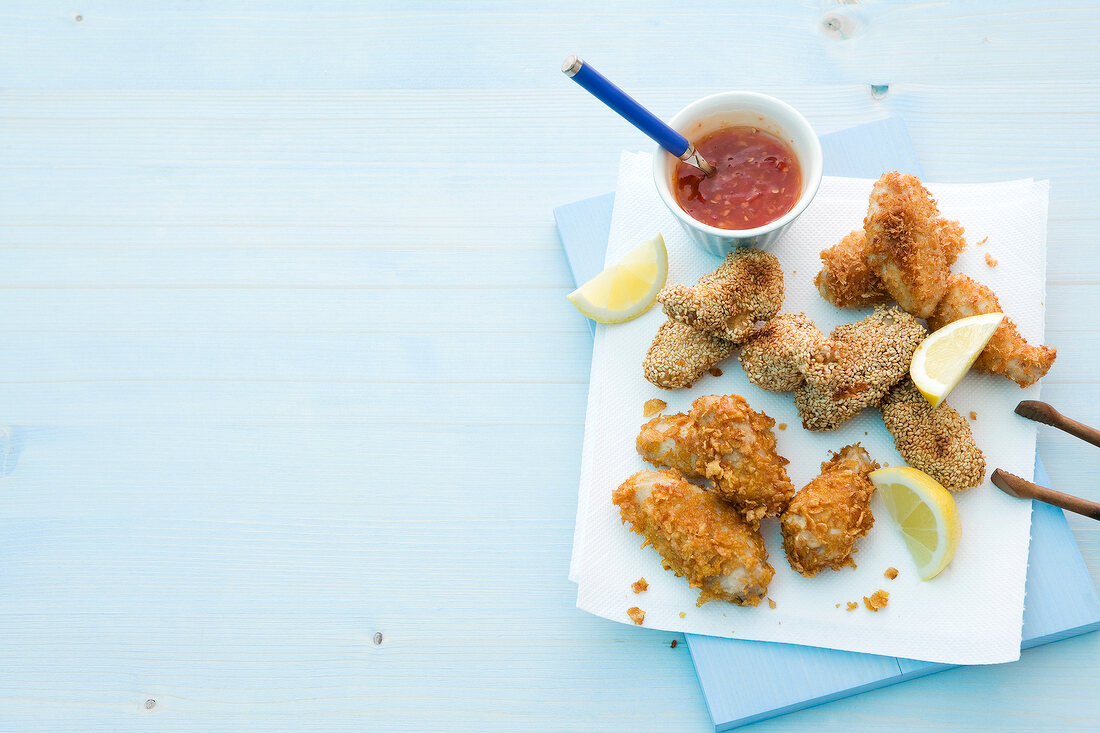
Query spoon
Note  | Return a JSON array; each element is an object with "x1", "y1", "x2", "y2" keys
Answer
[{"x1": 562, "y1": 55, "x2": 715, "y2": 175}]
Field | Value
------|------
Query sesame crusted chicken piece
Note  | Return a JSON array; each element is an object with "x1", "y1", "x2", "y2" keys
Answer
[
  {"x1": 794, "y1": 306, "x2": 926, "y2": 431},
  {"x1": 880, "y1": 380, "x2": 985, "y2": 492},
  {"x1": 643, "y1": 320, "x2": 735, "y2": 390},
  {"x1": 928, "y1": 273, "x2": 1055, "y2": 388},
  {"x1": 636, "y1": 394, "x2": 794, "y2": 524},
  {"x1": 781, "y1": 444, "x2": 880, "y2": 577},
  {"x1": 614, "y1": 469, "x2": 774, "y2": 607},
  {"x1": 740, "y1": 312, "x2": 837, "y2": 393},
  {"x1": 658, "y1": 248, "x2": 785, "y2": 342}
]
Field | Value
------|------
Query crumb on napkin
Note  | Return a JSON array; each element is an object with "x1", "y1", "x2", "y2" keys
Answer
[
  {"x1": 885, "y1": 567, "x2": 899, "y2": 580},
  {"x1": 679, "y1": 612, "x2": 686, "y2": 619},
  {"x1": 969, "y1": 410, "x2": 977, "y2": 420},
  {"x1": 768, "y1": 598, "x2": 777, "y2": 609},
  {"x1": 643, "y1": 398, "x2": 667, "y2": 417},
  {"x1": 846, "y1": 602, "x2": 859, "y2": 611},
  {"x1": 778, "y1": 423, "x2": 787, "y2": 431},
  {"x1": 627, "y1": 607, "x2": 645, "y2": 626},
  {"x1": 708, "y1": 367, "x2": 723, "y2": 377},
  {"x1": 985, "y1": 252, "x2": 998, "y2": 268},
  {"x1": 864, "y1": 590, "x2": 890, "y2": 612},
  {"x1": 632, "y1": 577, "x2": 648, "y2": 594}
]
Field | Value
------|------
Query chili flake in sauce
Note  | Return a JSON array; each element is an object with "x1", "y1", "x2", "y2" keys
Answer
[{"x1": 673, "y1": 126, "x2": 801, "y2": 230}]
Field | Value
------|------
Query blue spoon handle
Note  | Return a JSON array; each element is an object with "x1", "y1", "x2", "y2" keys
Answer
[{"x1": 563, "y1": 55, "x2": 688, "y2": 157}]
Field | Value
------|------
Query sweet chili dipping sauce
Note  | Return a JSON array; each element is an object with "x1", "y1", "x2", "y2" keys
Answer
[{"x1": 673, "y1": 126, "x2": 801, "y2": 230}]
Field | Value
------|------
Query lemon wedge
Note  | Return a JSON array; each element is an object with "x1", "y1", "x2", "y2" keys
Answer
[
  {"x1": 870, "y1": 467, "x2": 962, "y2": 580},
  {"x1": 910, "y1": 313, "x2": 1004, "y2": 407},
  {"x1": 567, "y1": 234, "x2": 668, "y2": 324}
]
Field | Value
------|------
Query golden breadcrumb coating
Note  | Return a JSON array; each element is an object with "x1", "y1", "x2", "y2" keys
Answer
[
  {"x1": 864, "y1": 172, "x2": 953, "y2": 319},
  {"x1": 614, "y1": 469, "x2": 774, "y2": 607},
  {"x1": 934, "y1": 218, "x2": 967, "y2": 266},
  {"x1": 643, "y1": 320, "x2": 735, "y2": 390},
  {"x1": 794, "y1": 306, "x2": 926, "y2": 431},
  {"x1": 928, "y1": 273, "x2": 1055, "y2": 388},
  {"x1": 880, "y1": 380, "x2": 985, "y2": 491},
  {"x1": 781, "y1": 444, "x2": 879, "y2": 577},
  {"x1": 816, "y1": 217, "x2": 965, "y2": 310},
  {"x1": 815, "y1": 230, "x2": 888, "y2": 308},
  {"x1": 658, "y1": 248, "x2": 784, "y2": 342},
  {"x1": 636, "y1": 394, "x2": 794, "y2": 523},
  {"x1": 740, "y1": 312, "x2": 836, "y2": 393}
]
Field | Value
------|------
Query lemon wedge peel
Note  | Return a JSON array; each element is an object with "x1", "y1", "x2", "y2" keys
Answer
[
  {"x1": 567, "y1": 234, "x2": 668, "y2": 324},
  {"x1": 870, "y1": 466, "x2": 962, "y2": 581},
  {"x1": 910, "y1": 313, "x2": 1004, "y2": 408}
]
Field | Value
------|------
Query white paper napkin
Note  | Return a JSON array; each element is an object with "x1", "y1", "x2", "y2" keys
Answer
[{"x1": 570, "y1": 152, "x2": 1051, "y2": 665}]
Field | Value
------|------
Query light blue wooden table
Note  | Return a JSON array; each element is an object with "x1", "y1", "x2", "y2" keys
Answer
[{"x1": 0, "y1": 2, "x2": 1097, "y2": 730}]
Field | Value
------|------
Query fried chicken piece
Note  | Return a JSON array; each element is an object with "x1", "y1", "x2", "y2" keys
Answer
[
  {"x1": 880, "y1": 380, "x2": 985, "y2": 491},
  {"x1": 781, "y1": 444, "x2": 879, "y2": 577},
  {"x1": 934, "y1": 217, "x2": 968, "y2": 265},
  {"x1": 816, "y1": 216, "x2": 966, "y2": 310},
  {"x1": 636, "y1": 394, "x2": 794, "y2": 523},
  {"x1": 658, "y1": 248, "x2": 784, "y2": 342},
  {"x1": 864, "y1": 172, "x2": 954, "y2": 319},
  {"x1": 928, "y1": 273, "x2": 1056, "y2": 388},
  {"x1": 815, "y1": 230, "x2": 889, "y2": 309},
  {"x1": 794, "y1": 306, "x2": 926, "y2": 431},
  {"x1": 816, "y1": 173, "x2": 1056, "y2": 387},
  {"x1": 643, "y1": 320, "x2": 735, "y2": 390},
  {"x1": 740, "y1": 312, "x2": 837, "y2": 392},
  {"x1": 614, "y1": 469, "x2": 774, "y2": 606}
]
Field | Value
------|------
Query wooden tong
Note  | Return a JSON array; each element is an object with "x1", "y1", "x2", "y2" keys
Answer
[{"x1": 990, "y1": 400, "x2": 1100, "y2": 521}]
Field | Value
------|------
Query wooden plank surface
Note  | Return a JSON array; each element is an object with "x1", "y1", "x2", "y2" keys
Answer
[{"x1": 0, "y1": 1, "x2": 1097, "y2": 730}]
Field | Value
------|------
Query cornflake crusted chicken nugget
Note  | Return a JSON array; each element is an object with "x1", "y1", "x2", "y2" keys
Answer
[
  {"x1": 636, "y1": 394, "x2": 794, "y2": 523},
  {"x1": 658, "y1": 248, "x2": 784, "y2": 342},
  {"x1": 781, "y1": 444, "x2": 879, "y2": 577},
  {"x1": 613, "y1": 469, "x2": 774, "y2": 607},
  {"x1": 643, "y1": 320, "x2": 735, "y2": 390},
  {"x1": 794, "y1": 306, "x2": 926, "y2": 431},
  {"x1": 880, "y1": 380, "x2": 985, "y2": 491}
]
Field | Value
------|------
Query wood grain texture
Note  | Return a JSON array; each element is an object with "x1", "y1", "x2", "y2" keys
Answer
[{"x1": 0, "y1": 1, "x2": 1097, "y2": 730}]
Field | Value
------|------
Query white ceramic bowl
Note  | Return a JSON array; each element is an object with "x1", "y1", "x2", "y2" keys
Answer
[{"x1": 652, "y1": 91, "x2": 823, "y2": 257}]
